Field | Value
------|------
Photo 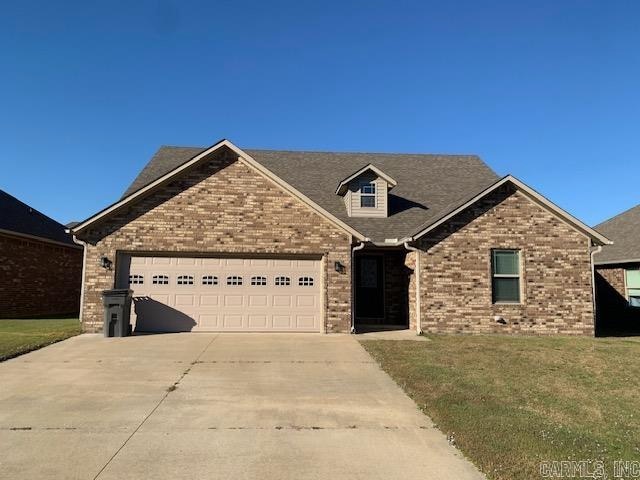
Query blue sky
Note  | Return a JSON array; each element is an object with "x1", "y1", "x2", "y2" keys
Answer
[{"x1": 1, "y1": 0, "x2": 638, "y2": 226}]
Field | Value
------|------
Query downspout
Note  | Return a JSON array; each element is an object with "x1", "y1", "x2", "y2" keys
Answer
[
  {"x1": 403, "y1": 241, "x2": 423, "y2": 335},
  {"x1": 351, "y1": 240, "x2": 367, "y2": 333},
  {"x1": 590, "y1": 243, "x2": 603, "y2": 334},
  {"x1": 70, "y1": 233, "x2": 88, "y2": 326}
]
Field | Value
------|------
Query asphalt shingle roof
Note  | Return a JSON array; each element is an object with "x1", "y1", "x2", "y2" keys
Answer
[
  {"x1": 0, "y1": 189, "x2": 76, "y2": 245},
  {"x1": 594, "y1": 204, "x2": 640, "y2": 264},
  {"x1": 122, "y1": 145, "x2": 500, "y2": 242}
]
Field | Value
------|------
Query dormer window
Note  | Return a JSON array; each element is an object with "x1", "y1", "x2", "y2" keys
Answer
[
  {"x1": 360, "y1": 182, "x2": 376, "y2": 208},
  {"x1": 335, "y1": 164, "x2": 397, "y2": 218}
]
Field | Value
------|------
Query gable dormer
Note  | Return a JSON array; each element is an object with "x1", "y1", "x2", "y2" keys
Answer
[{"x1": 335, "y1": 165, "x2": 397, "y2": 218}]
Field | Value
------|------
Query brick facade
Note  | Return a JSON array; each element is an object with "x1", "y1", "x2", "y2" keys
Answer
[
  {"x1": 0, "y1": 233, "x2": 82, "y2": 318},
  {"x1": 77, "y1": 150, "x2": 352, "y2": 333},
  {"x1": 412, "y1": 185, "x2": 595, "y2": 335},
  {"x1": 595, "y1": 266, "x2": 626, "y2": 298}
]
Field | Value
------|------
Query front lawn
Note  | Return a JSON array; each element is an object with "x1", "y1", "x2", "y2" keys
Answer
[
  {"x1": 361, "y1": 335, "x2": 640, "y2": 480},
  {"x1": 0, "y1": 318, "x2": 81, "y2": 361}
]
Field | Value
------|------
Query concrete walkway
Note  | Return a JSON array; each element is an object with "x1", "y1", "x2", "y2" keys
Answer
[{"x1": 0, "y1": 333, "x2": 484, "y2": 479}]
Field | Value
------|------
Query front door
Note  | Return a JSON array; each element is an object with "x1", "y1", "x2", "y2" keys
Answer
[{"x1": 355, "y1": 255, "x2": 384, "y2": 321}]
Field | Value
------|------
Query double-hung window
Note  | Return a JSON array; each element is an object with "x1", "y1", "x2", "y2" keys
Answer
[
  {"x1": 360, "y1": 182, "x2": 376, "y2": 208},
  {"x1": 626, "y1": 269, "x2": 640, "y2": 307},
  {"x1": 492, "y1": 250, "x2": 521, "y2": 303}
]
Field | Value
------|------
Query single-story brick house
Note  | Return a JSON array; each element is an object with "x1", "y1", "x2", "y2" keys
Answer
[
  {"x1": 593, "y1": 204, "x2": 640, "y2": 331},
  {"x1": 70, "y1": 139, "x2": 610, "y2": 335},
  {"x1": 0, "y1": 189, "x2": 83, "y2": 318}
]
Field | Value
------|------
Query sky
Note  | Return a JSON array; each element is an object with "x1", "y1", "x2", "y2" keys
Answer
[{"x1": 1, "y1": 0, "x2": 638, "y2": 226}]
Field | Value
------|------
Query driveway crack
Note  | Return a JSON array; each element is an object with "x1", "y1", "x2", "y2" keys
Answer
[{"x1": 92, "y1": 334, "x2": 220, "y2": 480}]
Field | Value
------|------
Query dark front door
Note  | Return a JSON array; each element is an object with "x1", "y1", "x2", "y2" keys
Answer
[{"x1": 355, "y1": 255, "x2": 384, "y2": 321}]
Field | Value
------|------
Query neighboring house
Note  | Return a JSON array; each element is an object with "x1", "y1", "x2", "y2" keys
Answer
[
  {"x1": 0, "y1": 189, "x2": 83, "y2": 318},
  {"x1": 70, "y1": 139, "x2": 610, "y2": 335},
  {"x1": 593, "y1": 205, "x2": 640, "y2": 330}
]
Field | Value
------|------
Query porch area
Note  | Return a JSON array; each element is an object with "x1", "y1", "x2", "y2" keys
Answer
[{"x1": 353, "y1": 248, "x2": 413, "y2": 333}]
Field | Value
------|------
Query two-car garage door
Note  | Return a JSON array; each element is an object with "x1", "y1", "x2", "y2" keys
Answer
[{"x1": 124, "y1": 256, "x2": 322, "y2": 332}]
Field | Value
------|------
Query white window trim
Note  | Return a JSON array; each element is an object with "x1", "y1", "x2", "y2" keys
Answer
[
  {"x1": 625, "y1": 268, "x2": 640, "y2": 308},
  {"x1": 360, "y1": 181, "x2": 376, "y2": 208},
  {"x1": 491, "y1": 249, "x2": 522, "y2": 304}
]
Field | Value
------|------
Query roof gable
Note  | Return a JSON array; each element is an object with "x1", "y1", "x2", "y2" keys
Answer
[
  {"x1": 411, "y1": 175, "x2": 611, "y2": 246},
  {"x1": 335, "y1": 164, "x2": 397, "y2": 196},
  {"x1": 72, "y1": 140, "x2": 366, "y2": 240}
]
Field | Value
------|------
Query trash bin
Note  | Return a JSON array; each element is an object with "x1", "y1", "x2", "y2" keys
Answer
[{"x1": 102, "y1": 289, "x2": 133, "y2": 337}]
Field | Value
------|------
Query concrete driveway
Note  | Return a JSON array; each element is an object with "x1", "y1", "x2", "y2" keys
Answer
[{"x1": 0, "y1": 334, "x2": 484, "y2": 480}]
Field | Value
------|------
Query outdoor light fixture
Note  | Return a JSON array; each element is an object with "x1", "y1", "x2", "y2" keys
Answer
[
  {"x1": 334, "y1": 261, "x2": 345, "y2": 273},
  {"x1": 99, "y1": 256, "x2": 112, "y2": 270}
]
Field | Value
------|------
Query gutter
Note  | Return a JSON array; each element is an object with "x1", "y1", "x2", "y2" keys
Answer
[
  {"x1": 403, "y1": 240, "x2": 423, "y2": 335},
  {"x1": 590, "y1": 244, "x2": 603, "y2": 333},
  {"x1": 351, "y1": 240, "x2": 368, "y2": 333},
  {"x1": 68, "y1": 232, "x2": 88, "y2": 325}
]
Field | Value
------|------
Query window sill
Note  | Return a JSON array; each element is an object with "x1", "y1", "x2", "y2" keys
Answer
[{"x1": 493, "y1": 301, "x2": 522, "y2": 306}]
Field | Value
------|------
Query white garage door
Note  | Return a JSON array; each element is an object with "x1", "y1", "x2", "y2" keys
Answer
[{"x1": 125, "y1": 256, "x2": 322, "y2": 332}]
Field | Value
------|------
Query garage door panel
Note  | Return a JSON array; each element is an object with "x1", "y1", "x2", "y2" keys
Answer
[
  {"x1": 177, "y1": 258, "x2": 196, "y2": 265},
  {"x1": 224, "y1": 295, "x2": 244, "y2": 307},
  {"x1": 199, "y1": 314, "x2": 219, "y2": 328},
  {"x1": 200, "y1": 295, "x2": 220, "y2": 306},
  {"x1": 249, "y1": 295, "x2": 268, "y2": 307},
  {"x1": 296, "y1": 295, "x2": 315, "y2": 307},
  {"x1": 273, "y1": 315, "x2": 293, "y2": 328},
  {"x1": 273, "y1": 295, "x2": 291, "y2": 307},
  {"x1": 152, "y1": 257, "x2": 171, "y2": 265},
  {"x1": 248, "y1": 315, "x2": 268, "y2": 328},
  {"x1": 175, "y1": 295, "x2": 195, "y2": 306},
  {"x1": 126, "y1": 256, "x2": 321, "y2": 332},
  {"x1": 296, "y1": 316, "x2": 316, "y2": 328},
  {"x1": 223, "y1": 315, "x2": 243, "y2": 328},
  {"x1": 202, "y1": 258, "x2": 221, "y2": 266},
  {"x1": 225, "y1": 258, "x2": 244, "y2": 267}
]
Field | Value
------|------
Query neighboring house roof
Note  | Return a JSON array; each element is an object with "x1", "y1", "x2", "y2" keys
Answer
[
  {"x1": 335, "y1": 164, "x2": 398, "y2": 195},
  {"x1": 73, "y1": 139, "x2": 609, "y2": 246},
  {"x1": 0, "y1": 189, "x2": 77, "y2": 246},
  {"x1": 594, "y1": 204, "x2": 640, "y2": 264}
]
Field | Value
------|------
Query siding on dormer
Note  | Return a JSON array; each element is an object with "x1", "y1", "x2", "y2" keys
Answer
[{"x1": 346, "y1": 172, "x2": 388, "y2": 218}]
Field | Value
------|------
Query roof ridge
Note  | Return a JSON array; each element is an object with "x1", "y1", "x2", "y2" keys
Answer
[
  {"x1": 156, "y1": 145, "x2": 481, "y2": 158},
  {"x1": 244, "y1": 148, "x2": 481, "y2": 157}
]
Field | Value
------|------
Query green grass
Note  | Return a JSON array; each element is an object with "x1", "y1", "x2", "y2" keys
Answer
[
  {"x1": 360, "y1": 335, "x2": 640, "y2": 480},
  {"x1": 0, "y1": 318, "x2": 81, "y2": 361}
]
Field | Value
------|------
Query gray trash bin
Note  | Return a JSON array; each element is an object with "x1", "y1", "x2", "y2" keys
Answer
[{"x1": 102, "y1": 289, "x2": 133, "y2": 337}]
